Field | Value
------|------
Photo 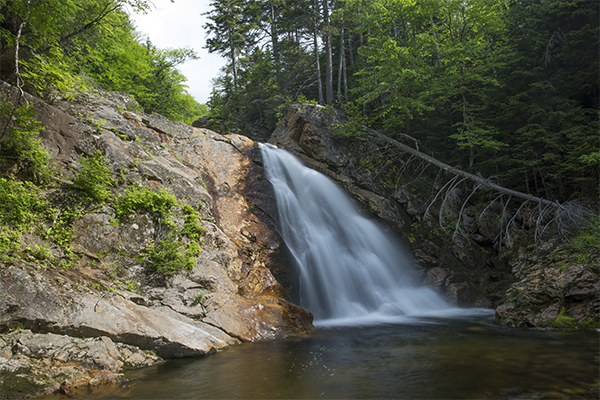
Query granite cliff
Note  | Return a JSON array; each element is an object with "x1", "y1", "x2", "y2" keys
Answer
[{"x1": 0, "y1": 82, "x2": 313, "y2": 399}]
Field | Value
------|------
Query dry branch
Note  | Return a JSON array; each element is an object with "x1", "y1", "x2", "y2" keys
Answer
[{"x1": 362, "y1": 127, "x2": 594, "y2": 247}]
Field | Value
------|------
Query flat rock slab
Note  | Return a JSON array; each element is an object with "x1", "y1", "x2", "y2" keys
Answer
[{"x1": 0, "y1": 265, "x2": 237, "y2": 359}]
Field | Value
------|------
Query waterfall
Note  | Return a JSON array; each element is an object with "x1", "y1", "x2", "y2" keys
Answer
[{"x1": 261, "y1": 144, "x2": 450, "y2": 324}]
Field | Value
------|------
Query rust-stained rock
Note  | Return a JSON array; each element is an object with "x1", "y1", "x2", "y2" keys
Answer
[{"x1": 0, "y1": 81, "x2": 314, "y2": 398}]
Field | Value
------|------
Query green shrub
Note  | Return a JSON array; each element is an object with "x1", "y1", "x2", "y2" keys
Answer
[
  {"x1": 72, "y1": 150, "x2": 115, "y2": 204},
  {"x1": 144, "y1": 239, "x2": 195, "y2": 276},
  {"x1": 115, "y1": 186, "x2": 178, "y2": 221},
  {"x1": 0, "y1": 178, "x2": 49, "y2": 231},
  {"x1": 181, "y1": 204, "x2": 208, "y2": 241},
  {"x1": 115, "y1": 188, "x2": 206, "y2": 277},
  {"x1": 568, "y1": 214, "x2": 600, "y2": 264},
  {"x1": 0, "y1": 101, "x2": 53, "y2": 184},
  {"x1": 45, "y1": 206, "x2": 86, "y2": 248},
  {"x1": 331, "y1": 102, "x2": 367, "y2": 141}
]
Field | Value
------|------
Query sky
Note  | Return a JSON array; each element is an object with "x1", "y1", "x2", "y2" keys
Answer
[{"x1": 128, "y1": 0, "x2": 226, "y2": 104}]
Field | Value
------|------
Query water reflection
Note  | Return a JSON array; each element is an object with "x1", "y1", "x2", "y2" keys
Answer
[{"x1": 47, "y1": 314, "x2": 599, "y2": 399}]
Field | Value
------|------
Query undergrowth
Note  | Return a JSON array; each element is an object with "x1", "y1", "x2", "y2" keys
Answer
[
  {"x1": 0, "y1": 96, "x2": 206, "y2": 278},
  {"x1": 115, "y1": 186, "x2": 207, "y2": 276}
]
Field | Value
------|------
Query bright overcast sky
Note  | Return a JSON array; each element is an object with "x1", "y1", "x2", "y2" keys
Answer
[{"x1": 128, "y1": 0, "x2": 226, "y2": 104}]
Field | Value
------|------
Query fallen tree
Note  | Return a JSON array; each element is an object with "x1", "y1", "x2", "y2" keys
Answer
[{"x1": 354, "y1": 119, "x2": 595, "y2": 250}]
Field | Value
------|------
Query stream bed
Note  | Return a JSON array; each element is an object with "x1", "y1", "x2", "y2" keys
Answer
[{"x1": 55, "y1": 310, "x2": 599, "y2": 399}]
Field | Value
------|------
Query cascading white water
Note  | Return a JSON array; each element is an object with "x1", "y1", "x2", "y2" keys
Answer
[{"x1": 261, "y1": 144, "x2": 450, "y2": 324}]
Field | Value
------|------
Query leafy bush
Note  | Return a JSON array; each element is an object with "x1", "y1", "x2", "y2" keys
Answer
[
  {"x1": 331, "y1": 102, "x2": 366, "y2": 141},
  {"x1": 0, "y1": 178, "x2": 49, "y2": 231},
  {"x1": 44, "y1": 206, "x2": 86, "y2": 248},
  {"x1": 568, "y1": 214, "x2": 600, "y2": 264},
  {"x1": 144, "y1": 239, "x2": 196, "y2": 276},
  {"x1": 72, "y1": 150, "x2": 115, "y2": 204},
  {"x1": 115, "y1": 188, "x2": 206, "y2": 277},
  {"x1": 181, "y1": 204, "x2": 208, "y2": 241},
  {"x1": 0, "y1": 101, "x2": 53, "y2": 184},
  {"x1": 0, "y1": 178, "x2": 51, "y2": 260},
  {"x1": 115, "y1": 186, "x2": 178, "y2": 221}
]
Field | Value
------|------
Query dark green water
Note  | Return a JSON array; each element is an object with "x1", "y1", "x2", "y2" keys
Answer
[{"x1": 54, "y1": 310, "x2": 599, "y2": 399}]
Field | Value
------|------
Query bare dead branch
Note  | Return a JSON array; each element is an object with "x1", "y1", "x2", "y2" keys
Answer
[{"x1": 453, "y1": 183, "x2": 481, "y2": 240}]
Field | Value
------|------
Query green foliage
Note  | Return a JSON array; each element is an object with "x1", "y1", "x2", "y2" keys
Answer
[
  {"x1": 72, "y1": 150, "x2": 115, "y2": 204},
  {"x1": 125, "y1": 279, "x2": 138, "y2": 293},
  {"x1": 0, "y1": 174, "x2": 87, "y2": 262},
  {"x1": 0, "y1": 100, "x2": 53, "y2": 184},
  {"x1": 0, "y1": 178, "x2": 49, "y2": 260},
  {"x1": 144, "y1": 239, "x2": 195, "y2": 276},
  {"x1": 0, "y1": 178, "x2": 49, "y2": 231},
  {"x1": 296, "y1": 94, "x2": 318, "y2": 105},
  {"x1": 567, "y1": 214, "x2": 600, "y2": 264},
  {"x1": 21, "y1": 48, "x2": 89, "y2": 101},
  {"x1": 23, "y1": 244, "x2": 52, "y2": 262},
  {"x1": 114, "y1": 188, "x2": 206, "y2": 277},
  {"x1": 115, "y1": 186, "x2": 178, "y2": 221},
  {"x1": 180, "y1": 204, "x2": 208, "y2": 241},
  {"x1": 2, "y1": 0, "x2": 203, "y2": 124},
  {"x1": 332, "y1": 102, "x2": 366, "y2": 140},
  {"x1": 44, "y1": 206, "x2": 86, "y2": 249},
  {"x1": 193, "y1": 292, "x2": 204, "y2": 304}
]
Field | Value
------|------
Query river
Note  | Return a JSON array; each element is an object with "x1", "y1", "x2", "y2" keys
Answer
[{"x1": 53, "y1": 310, "x2": 598, "y2": 399}]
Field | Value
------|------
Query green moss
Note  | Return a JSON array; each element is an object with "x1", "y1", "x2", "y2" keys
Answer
[
  {"x1": 541, "y1": 307, "x2": 599, "y2": 330},
  {"x1": 0, "y1": 368, "x2": 50, "y2": 400}
]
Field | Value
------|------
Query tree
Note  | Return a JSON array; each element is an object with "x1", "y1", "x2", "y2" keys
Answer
[
  {"x1": 491, "y1": 0, "x2": 599, "y2": 200},
  {"x1": 0, "y1": 0, "x2": 204, "y2": 123},
  {"x1": 204, "y1": 0, "x2": 260, "y2": 94}
]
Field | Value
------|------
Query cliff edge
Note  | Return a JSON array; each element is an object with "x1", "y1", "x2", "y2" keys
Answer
[{"x1": 0, "y1": 83, "x2": 313, "y2": 399}]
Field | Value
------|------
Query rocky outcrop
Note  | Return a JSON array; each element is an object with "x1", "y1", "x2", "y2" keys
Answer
[
  {"x1": 0, "y1": 83, "x2": 313, "y2": 398},
  {"x1": 496, "y1": 240, "x2": 599, "y2": 328},
  {"x1": 268, "y1": 103, "x2": 599, "y2": 327},
  {"x1": 0, "y1": 330, "x2": 159, "y2": 399}
]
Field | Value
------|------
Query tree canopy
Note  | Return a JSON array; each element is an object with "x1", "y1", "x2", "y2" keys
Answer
[
  {"x1": 0, "y1": 0, "x2": 207, "y2": 124},
  {"x1": 204, "y1": 0, "x2": 599, "y2": 202}
]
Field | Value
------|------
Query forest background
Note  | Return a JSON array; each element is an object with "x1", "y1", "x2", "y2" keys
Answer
[{"x1": 0, "y1": 0, "x2": 598, "y2": 205}]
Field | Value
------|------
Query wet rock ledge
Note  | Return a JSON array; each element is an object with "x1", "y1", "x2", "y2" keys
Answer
[{"x1": 0, "y1": 330, "x2": 159, "y2": 398}]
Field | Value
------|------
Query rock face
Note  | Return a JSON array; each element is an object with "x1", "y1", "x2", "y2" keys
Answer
[
  {"x1": 0, "y1": 83, "x2": 313, "y2": 398},
  {"x1": 495, "y1": 240, "x2": 600, "y2": 327},
  {"x1": 268, "y1": 103, "x2": 599, "y2": 327}
]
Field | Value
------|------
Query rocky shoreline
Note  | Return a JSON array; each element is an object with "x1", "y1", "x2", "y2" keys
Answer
[{"x1": 1, "y1": 330, "x2": 160, "y2": 398}]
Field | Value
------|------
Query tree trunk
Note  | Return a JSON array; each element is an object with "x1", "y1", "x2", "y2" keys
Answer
[
  {"x1": 229, "y1": 26, "x2": 238, "y2": 92},
  {"x1": 337, "y1": 25, "x2": 344, "y2": 102},
  {"x1": 322, "y1": 0, "x2": 333, "y2": 105},
  {"x1": 269, "y1": 0, "x2": 281, "y2": 89},
  {"x1": 365, "y1": 128, "x2": 560, "y2": 208},
  {"x1": 312, "y1": 0, "x2": 324, "y2": 104}
]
